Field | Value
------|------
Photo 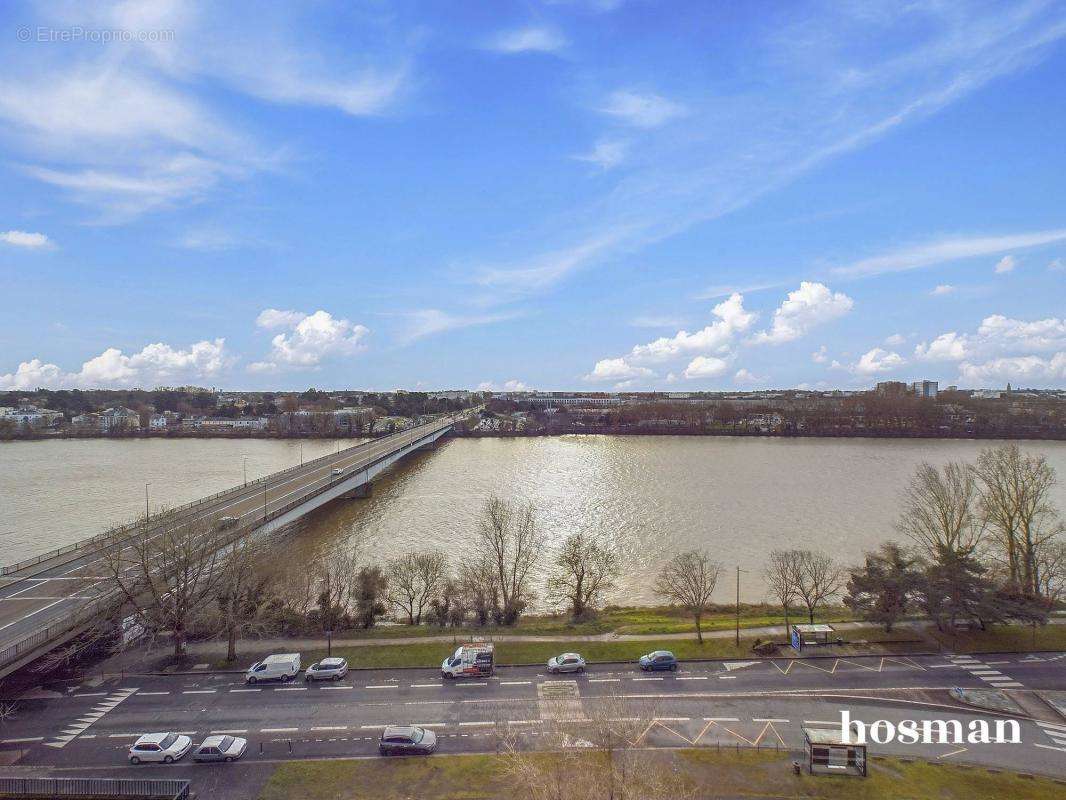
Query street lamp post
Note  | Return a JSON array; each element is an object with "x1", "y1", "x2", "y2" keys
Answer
[
  {"x1": 242, "y1": 456, "x2": 248, "y2": 487},
  {"x1": 144, "y1": 483, "x2": 151, "y2": 525},
  {"x1": 735, "y1": 566, "x2": 749, "y2": 648}
]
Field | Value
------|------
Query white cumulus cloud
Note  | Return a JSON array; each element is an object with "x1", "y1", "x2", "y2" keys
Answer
[
  {"x1": 0, "y1": 230, "x2": 52, "y2": 248},
  {"x1": 930, "y1": 284, "x2": 955, "y2": 296},
  {"x1": 255, "y1": 309, "x2": 369, "y2": 370},
  {"x1": 573, "y1": 139, "x2": 628, "y2": 170},
  {"x1": 683, "y1": 356, "x2": 730, "y2": 380},
  {"x1": 750, "y1": 282, "x2": 853, "y2": 345},
  {"x1": 959, "y1": 354, "x2": 1066, "y2": 386},
  {"x1": 585, "y1": 357, "x2": 654, "y2": 382},
  {"x1": 994, "y1": 254, "x2": 1016, "y2": 273},
  {"x1": 0, "y1": 339, "x2": 230, "y2": 389},
  {"x1": 629, "y1": 293, "x2": 755, "y2": 363},
  {"x1": 852, "y1": 348, "x2": 906, "y2": 376},
  {"x1": 914, "y1": 331, "x2": 969, "y2": 361}
]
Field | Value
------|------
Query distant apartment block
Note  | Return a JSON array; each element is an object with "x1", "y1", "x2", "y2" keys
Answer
[
  {"x1": 0, "y1": 405, "x2": 63, "y2": 429},
  {"x1": 909, "y1": 380, "x2": 939, "y2": 399}
]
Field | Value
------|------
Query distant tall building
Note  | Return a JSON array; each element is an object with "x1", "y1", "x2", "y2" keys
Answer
[
  {"x1": 909, "y1": 380, "x2": 938, "y2": 399},
  {"x1": 875, "y1": 381, "x2": 908, "y2": 396}
]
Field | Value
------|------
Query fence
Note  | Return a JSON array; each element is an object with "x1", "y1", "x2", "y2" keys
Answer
[
  {"x1": 0, "y1": 419, "x2": 459, "y2": 672},
  {"x1": 1, "y1": 414, "x2": 464, "y2": 576},
  {"x1": 0, "y1": 776, "x2": 189, "y2": 799}
]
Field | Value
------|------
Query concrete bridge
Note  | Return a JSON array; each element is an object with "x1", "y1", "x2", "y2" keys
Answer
[{"x1": 0, "y1": 412, "x2": 470, "y2": 679}]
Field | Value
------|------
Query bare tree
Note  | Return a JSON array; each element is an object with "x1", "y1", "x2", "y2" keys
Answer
[
  {"x1": 354, "y1": 566, "x2": 389, "y2": 628},
  {"x1": 897, "y1": 461, "x2": 983, "y2": 560},
  {"x1": 101, "y1": 514, "x2": 228, "y2": 662},
  {"x1": 793, "y1": 549, "x2": 844, "y2": 624},
  {"x1": 216, "y1": 535, "x2": 274, "y2": 662},
  {"x1": 974, "y1": 444, "x2": 1064, "y2": 599},
  {"x1": 764, "y1": 549, "x2": 802, "y2": 633},
  {"x1": 457, "y1": 555, "x2": 498, "y2": 626},
  {"x1": 653, "y1": 550, "x2": 721, "y2": 643},
  {"x1": 471, "y1": 496, "x2": 543, "y2": 625},
  {"x1": 547, "y1": 531, "x2": 621, "y2": 620},
  {"x1": 312, "y1": 547, "x2": 360, "y2": 631},
  {"x1": 386, "y1": 550, "x2": 449, "y2": 625}
]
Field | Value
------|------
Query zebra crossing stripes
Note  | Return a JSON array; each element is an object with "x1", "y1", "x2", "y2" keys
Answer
[
  {"x1": 1035, "y1": 721, "x2": 1066, "y2": 753},
  {"x1": 43, "y1": 687, "x2": 138, "y2": 749},
  {"x1": 948, "y1": 655, "x2": 1024, "y2": 689}
]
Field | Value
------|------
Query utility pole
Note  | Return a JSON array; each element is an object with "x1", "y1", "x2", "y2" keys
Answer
[
  {"x1": 300, "y1": 443, "x2": 304, "y2": 467},
  {"x1": 144, "y1": 483, "x2": 151, "y2": 525},
  {"x1": 242, "y1": 456, "x2": 248, "y2": 487},
  {"x1": 735, "y1": 566, "x2": 748, "y2": 648}
]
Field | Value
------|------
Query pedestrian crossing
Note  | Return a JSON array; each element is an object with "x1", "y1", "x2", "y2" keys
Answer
[
  {"x1": 43, "y1": 687, "x2": 138, "y2": 749},
  {"x1": 1035, "y1": 720, "x2": 1066, "y2": 753},
  {"x1": 947, "y1": 655, "x2": 1024, "y2": 689}
]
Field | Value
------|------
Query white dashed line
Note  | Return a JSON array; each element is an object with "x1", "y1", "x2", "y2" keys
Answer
[{"x1": 260, "y1": 727, "x2": 298, "y2": 733}]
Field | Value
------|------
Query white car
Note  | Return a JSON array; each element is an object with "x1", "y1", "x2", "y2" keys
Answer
[
  {"x1": 128, "y1": 732, "x2": 192, "y2": 764},
  {"x1": 192, "y1": 734, "x2": 248, "y2": 763},
  {"x1": 305, "y1": 657, "x2": 349, "y2": 681}
]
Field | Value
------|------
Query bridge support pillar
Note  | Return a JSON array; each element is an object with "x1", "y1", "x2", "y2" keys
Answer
[
  {"x1": 415, "y1": 439, "x2": 439, "y2": 451},
  {"x1": 342, "y1": 482, "x2": 372, "y2": 499}
]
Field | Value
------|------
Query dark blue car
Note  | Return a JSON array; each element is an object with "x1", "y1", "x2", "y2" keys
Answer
[{"x1": 638, "y1": 650, "x2": 678, "y2": 671}]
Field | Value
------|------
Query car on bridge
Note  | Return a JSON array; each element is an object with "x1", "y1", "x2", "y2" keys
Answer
[
  {"x1": 379, "y1": 725, "x2": 437, "y2": 756},
  {"x1": 547, "y1": 652, "x2": 586, "y2": 674},
  {"x1": 305, "y1": 657, "x2": 349, "y2": 681},
  {"x1": 128, "y1": 732, "x2": 192, "y2": 764},
  {"x1": 638, "y1": 650, "x2": 678, "y2": 671}
]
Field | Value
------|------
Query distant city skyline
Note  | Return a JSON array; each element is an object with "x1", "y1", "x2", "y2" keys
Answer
[{"x1": 2, "y1": 2, "x2": 1065, "y2": 392}]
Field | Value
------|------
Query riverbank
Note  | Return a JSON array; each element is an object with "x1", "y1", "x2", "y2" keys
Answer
[{"x1": 97, "y1": 616, "x2": 1066, "y2": 674}]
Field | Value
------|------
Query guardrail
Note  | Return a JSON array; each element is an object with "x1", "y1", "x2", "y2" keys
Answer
[
  {"x1": 0, "y1": 776, "x2": 190, "y2": 799},
  {"x1": 1, "y1": 414, "x2": 465, "y2": 577},
  {"x1": 0, "y1": 419, "x2": 460, "y2": 673}
]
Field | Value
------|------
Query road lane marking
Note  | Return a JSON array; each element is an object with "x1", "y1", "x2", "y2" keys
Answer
[
  {"x1": 1035, "y1": 743, "x2": 1066, "y2": 753},
  {"x1": 310, "y1": 726, "x2": 348, "y2": 731},
  {"x1": 459, "y1": 721, "x2": 494, "y2": 727},
  {"x1": 752, "y1": 718, "x2": 789, "y2": 723},
  {"x1": 676, "y1": 676, "x2": 708, "y2": 681},
  {"x1": 632, "y1": 677, "x2": 663, "y2": 682},
  {"x1": 230, "y1": 688, "x2": 260, "y2": 693},
  {"x1": 411, "y1": 683, "x2": 443, "y2": 688},
  {"x1": 211, "y1": 729, "x2": 248, "y2": 734},
  {"x1": 1, "y1": 737, "x2": 44, "y2": 743},
  {"x1": 137, "y1": 692, "x2": 170, "y2": 696},
  {"x1": 501, "y1": 681, "x2": 532, "y2": 685},
  {"x1": 182, "y1": 690, "x2": 215, "y2": 694},
  {"x1": 589, "y1": 678, "x2": 620, "y2": 683},
  {"x1": 260, "y1": 728, "x2": 298, "y2": 733},
  {"x1": 365, "y1": 685, "x2": 398, "y2": 689},
  {"x1": 457, "y1": 682, "x2": 487, "y2": 687},
  {"x1": 320, "y1": 685, "x2": 354, "y2": 690},
  {"x1": 704, "y1": 717, "x2": 740, "y2": 722},
  {"x1": 718, "y1": 676, "x2": 737, "y2": 679},
  {"x1": 275, "y1": 687, "x2": 307, "y2": 692}
]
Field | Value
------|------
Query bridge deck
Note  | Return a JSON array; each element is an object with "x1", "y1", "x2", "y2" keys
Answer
[{"x1": 0, "y1": 414, "x2": 463, "y2": 677}]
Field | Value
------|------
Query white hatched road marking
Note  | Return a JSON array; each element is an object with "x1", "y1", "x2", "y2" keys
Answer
[{"x1": 44, "y1": 688, "x2": 138, "y2": 749}]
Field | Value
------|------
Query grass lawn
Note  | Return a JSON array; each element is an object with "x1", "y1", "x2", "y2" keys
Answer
[
  {"x1": 314, "y1": 604, "x2": 859, "y2": 641},
  {"x1": 257, "y1": 749, "x2": 1066, "y2": 800},
  {"x1": 927, "y1": 623, "x2": 1066, "y2": 653},
  {"x1": 218, "y1": 624, "x2": 925, "y2": 670}
]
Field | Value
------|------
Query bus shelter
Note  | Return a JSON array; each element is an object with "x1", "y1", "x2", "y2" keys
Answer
[
  {"x1": 803, "y1": 727, "x2": 867, "y2": 777},
  {"x1": 790, "y1": 623, "x2": 836, "y2": 651}
]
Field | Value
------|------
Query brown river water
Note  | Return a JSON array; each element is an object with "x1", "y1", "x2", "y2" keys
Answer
[{"x1": 2, "y1": 436, "x2": 1065, "y2": 603}]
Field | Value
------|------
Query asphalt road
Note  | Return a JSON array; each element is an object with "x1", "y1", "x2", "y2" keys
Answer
[
  {"x1": 2, "y1": 652, "x2": 1064, "y2": 798},
  {"x1": 0, "y1": 417, "x2": 459, "y2": 652}
]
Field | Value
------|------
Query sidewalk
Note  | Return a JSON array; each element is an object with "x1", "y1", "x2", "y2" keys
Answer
[{"x1": 174, "y1": 618, "x2": 928, "y2": 657}]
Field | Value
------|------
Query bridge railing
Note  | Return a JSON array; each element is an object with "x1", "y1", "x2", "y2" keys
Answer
[
  {"x1": 0, "y1": 415, "x2": 463, "y2": 577},
  {"x1": 0, "y1": 421, "x2": 460, "y2": 672},
  {"x1": 0, "y1": 776, "x2": 190, "y2": 799}
]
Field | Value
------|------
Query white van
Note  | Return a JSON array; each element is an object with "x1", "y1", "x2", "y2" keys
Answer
[
  {"x1": 246, "y1": 653, "x2": 300, "y2": 684},
  {"x1": 440, "y1": 643, "x2": 494, "y2": 679}
]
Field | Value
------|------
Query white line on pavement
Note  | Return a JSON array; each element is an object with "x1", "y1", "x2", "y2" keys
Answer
[
  {"x1": 1034, "y1": 743, "x2": 1066, "y2": 753},
  {"x1": 752, "y1": 718, "x2": 789, "y2": 723},
  {"x1": 1, "y1": 737, "x2": 44, "y2": 743},
  {"x1": 459, "y1": 721, "x2": 495, "y2": 727},
  {"x1": 501, "y1": 681, "x2": 532, "y2": 685},
  {"x1": 260, "y1": 728, "x2": 298, "y2": 733},
  {"x1": 310, "y1": 726, "x2": 349, "y2": 731},
  {"x1": 589, "y1": 678, "x2": 620, "y2": 683},
  {"x1": 230, "y1": 689, "x2": 260, "y2": 693},
  {"x1": 137, "y1": 692, "x2": 170, "y2": 696},
  {"x1": 182, "y1": 690, "x2": 215, "y2": 694},
  {"x1": 676, "y1": 676, "x2": 708, "y2": 681},
  {"x1": 365, "y1": 685, "x2": 397, "y2": 689},
  {"x1": 320, "y1": 685, "x2": 354, "y2": 690},
  {"x1": 411, "y1": 684, "x2": 443, "y2": 688},
  {"x1": 275, "y1": 687, "x2": 307, "y2": 692},
  {"x1": 211, "y1": 730, "x2": 248, "y2": 734},
  {"x1": 703, "y1": 717, "x2": 740, "y2": 722}
]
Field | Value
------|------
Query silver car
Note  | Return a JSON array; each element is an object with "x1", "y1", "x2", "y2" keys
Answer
[
  {"x1": 305, "y1": 657, "x2": 349, "y2": 681},
  {"x1": 547, "y1": 652, "x2": 586, "y2": 674},
  {"x1": 192, "y1": 735, "x2": 247, "y2": 763}
]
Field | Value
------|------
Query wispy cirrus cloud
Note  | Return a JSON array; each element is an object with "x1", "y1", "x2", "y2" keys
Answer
[
  {"x1": 485, "y1": 26, "x2": 567, "y2": 54},
  {"x1": 833, "y1": 230, "x2": 1066, "y2": 277},
  {"x1": 0, "y1": 230, "x2": 52, "y2": 248},
  {"x1": 396, "y1": 309, "x2": 519, "y2": 344},
  {"x1": 472, "y1": 4, "x2": 1066, "y2": 300}
]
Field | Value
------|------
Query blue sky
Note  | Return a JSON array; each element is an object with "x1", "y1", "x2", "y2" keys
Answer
[{"x1": 1, "y1": 0, "x2": 1065, "y2": 392}]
